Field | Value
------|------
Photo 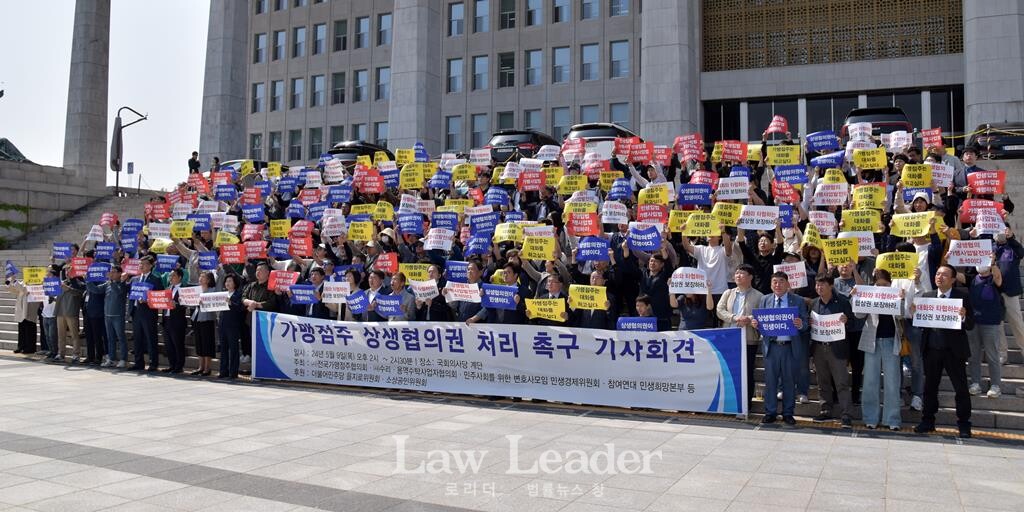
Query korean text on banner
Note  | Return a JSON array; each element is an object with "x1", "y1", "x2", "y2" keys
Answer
[
  {"x1": 876, "y1": 252, "x2": 916, "y2": 279},
  {"x1": 810, "y1": 312, "x2": 845, "y2": 342},
  {"x1": 772, "y1": 262, "x2": 807, "y2": 289},
  {"x1": 913, "y1": 297, "x2": 963, "y2": 330},
  {"x1": 568, "y1": 284, "x2": 606, "y2": 310},
  {"x1": 525, "y1": 298, "x2": 566, "y2": 322},
  {"x1": 946, "y1": 239, "x2": 993, "y2": 267},
  {"x1": 850, "y1": 285, "x2": 902, "y2": 316},
  {"x1": 669, "y1": 267, "x2": 708, "y2": 295},
  {"x1": 736, "y1": 205, "x2": 779, "y2": 231},
  {"x1": 752, "y1": 308, "x2": 799, "y2": 337},
  {"x1": 890, "y1": 212, "x2": 932, "y2": 238}
]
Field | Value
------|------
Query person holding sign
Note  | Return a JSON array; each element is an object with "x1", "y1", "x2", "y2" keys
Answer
[
  {"x1": 101, "y1": 265, "x2": 130, "y2": 368},
  {"x1": 808, "y1": 275, "x2": 854, "y2": 428},
  {"x1": 127, "y1": 257, "x2": 163, "y2": 372},
  {"x1": 471, "y1": 263, "x2": 529, "y2": 325},
  {"x1": 668, "y1": 279, "x2": 715, "y2": 330},
  {"x1": 910, "y1": 264, "x2": 974, "y2": 438},
  {"x1": 191, "y1": 272, "x2": 219, "y2": 376},
  {"x1": 241, "y1": 263, "x2": 279, "y2": 364},
  {"x1": 679, "y1": 222, "x2": 734, "y2": 317},
  {"x1": 4, "y1": 274, "x2": 41, "y2": 355},
  {"x1": 574, "y1": 270, "x2": 617, "y2": 330},
  {"x1": 853, "y1": 269, "x2": 905, "y2": 431},
  {"x1": 967, "y1": 261, "x2": 1004, "y2": 398},
  {"x1": 751, "y1": 272, "x2": 810, "y2": 425},
  {"x1": 161, "y1": 269, "x2": 188, "y2": 374},
  {"x1": 218, "y1": 274, "x2": 246, "y2": 380},
  {"x1": 716, "y1": 265, "x2": 764, "y2": 408},
  {"x1": 526, "y1": 274, "x2": 570, "y2": 326},
  {"x1": 415, "y1": 265, "x2": 452, "y2": 322}
]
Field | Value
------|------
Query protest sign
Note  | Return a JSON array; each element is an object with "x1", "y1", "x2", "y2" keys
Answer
[
  {"x1": 577, "y1": 237, "x2": 610, "y2": 262},
  {"x1": 810, "y1": 312, "x2": 846, "y2": 342},
  {"x1": 853, "y1": 147, "x2": 887, "y2": 169},
  {"x1": 975, "y1": 210, "x2": 1007, "y2": 235},
  {"x1": 526, "y1": 298, "x2": 566, "y2": 322},
  {"x1": 806, "y1": 130, "x2": 840, "y2": 152},
  {"x1": 628, "y1": 225, "x2": 662, "y2": 251},
  {"x1": 946, "y1": 239, "x2": 992, "y2": 267},
  {"x1": 522, "y1": 236, "x2": 557, "y2": 260},
  {"x1": 848, "y1": 122, "x2": 872, "y2": 141},
  {"x1": 773, "y1": 165, "x2": 808, "y2": 185},
  {"x1": 850, "y1": 285, "x2": 902, "y2": 316},
  {"x1": 876, "y1": 252, "x2": 915, "y2": 279},
  {"x1": 770, "y1": 262, "x2": 805, "y2": 289},
  {"x1": 481, "y1": 284, "x2": 519, "y2": 310},
  {"x1": 22, "y1": 267, "x2": 47, "y2": 285},
  {"x1": 444, "y1": 282, "x2": 481, "y2": 303},
  {"x1": 913, "y1": 297, "x2": 963, "y2": 330},
  {"x1": 852, "y1": 184, "x2": 885, "y2": 210},
  {"x1": 837, "y1": 231, "x2": 875, "y2": 257},
  {"x1": 716, "y1": 177, "x2": 749, "y2": 200},
  {"x1": 321, "y1": 281, "x2": 351, "y2": 303},
  {"x1": 736, "y1": 205, "x2": 778, "y2": 231},
  {"x1": 269, "y1": 270, "x2": 299, "y2": 293},
  {"x1": 842, "y1": 209, "x2": 881, "y2": 233},
  {"x1": 813, "y1": 182, "x2": 849, "y2": 206},
  {"x1": 568, "y1": 284, "x2": 606, "y2": 310},
  {"x1": 617, "y1": 317, "x2": 657, "y2": 332},
  {"x1": 901, "y1": 165, "x2": 932, "y2": 188},
  {"x1": 710, "y1": 202, "x2": 742, "y2": 228},
  {"x1": 43, "y1": 277, "x2": 61, "y2": 297},
  {"x1": 891, "y1": 212, "x2": 932, "y2": 237},
  {"x1": 683, "y1": 213, "x2": 720, "y2": 238},
  {"x1": 753, "y1": 307, "x2": 799, "y2": 337},
  {"x1": 677, "y1": 184, "x2": 713, "y2": 205},
  {"x1": 767, "y1": 145, "x2": 800, "y2": 165},
  {"x1": 766, "y1": 115, "x2": 788, "y2": 134},
  {"x1": 668, "y1": 210, "x2": 693, "y2": 233},
  {"x1": 409, "y1": 279, "x2": 439, "y2": 300},
  {"x1": 669, "y1": 268, "x2": 708, "y2": 295},
  {"x1": 930, "y1": 162, "x2": 954, "y2": 187},
  {"x1": 346, "y1": 290, "x2": 369, "y2": 314},
  {"x1": 968, "y1": 170, "x2": 1006, "y2": 195},
  {"x1": 809, "y1": 210, "x2": 837, "y2": 236},
  {"x1": 147, "y1": 290, "x2": 173, "y2": 310},
  {"x1": 178, "y1": 286, "x2": 201, "y2": 307}
]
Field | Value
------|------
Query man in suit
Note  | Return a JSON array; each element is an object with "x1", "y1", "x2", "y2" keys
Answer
[
  {"x1": 809, "y1": 274, "x2": 854, "y2": 427},
  {"x1": 527, "y1": 273, "x2": 570, "y2": 326},
  {"x1": 161, "y1": 268, "x2": 187, "y2": 374},
  {"x1": 469, "y1": 263, "x2": 528, "y2": 325},
  {"x1": 364, "y1": 270, "x2": 391, "y2": 322},
  {"x1": 913, "y1": 264, "x2": 975, "y2": 438},
  {"x1": 716, "y1": 264, "x2": 764, "y2": 408},
  {"x1": 128, "y1": 257, "x2": 164, "y2": 372},
  {"x1": 575, "y1": 270, "x2": 617, "y2": 330},
  {"x1": 445, "y1": 260, "x2": 485, "y2": 322},
  {"x1": 305, "y1": 268, "x2": 333, "y2": 319},
  {"x1": 751, "y1": 271, "x2": 809, "y2": 426}
]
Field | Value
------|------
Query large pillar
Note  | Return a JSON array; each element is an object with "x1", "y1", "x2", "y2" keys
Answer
[
  {"x1": 62, "y1": 0, "x2": 110, "y2": 197},
  {"x1": 388, "y1": 0, "x2": 442, "y2": 155},
  {"x1": 199, "y1": 0, "x2": 249, "y2": 165},
  {"x1": 963, "y1": 0, "x2": 1024, "y2": 131},
  {"x1": 639, "y1": 1, "x2": 701, "y2": 144}
]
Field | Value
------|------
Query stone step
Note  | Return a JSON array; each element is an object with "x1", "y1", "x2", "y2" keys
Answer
[
  {"x1": 754, "y1": 380, "x2": 1024, "y2": 413},
  {"x1": 749, "y1": 398, "x2": 1024, "y2": 429}
]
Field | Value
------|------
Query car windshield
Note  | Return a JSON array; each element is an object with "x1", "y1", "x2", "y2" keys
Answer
[
  {"x1": 489, "y1": 134, "x2": 533, "y2": 145},
  {"x1": 845, "y1": 113, "x2": 910, "y2": 124},
  {"x1": 331, "y1": 150, "x2": 361, "y2": 161},
  {"x1": 567, "y1": 128, "x2": 622, "y2": 139}
]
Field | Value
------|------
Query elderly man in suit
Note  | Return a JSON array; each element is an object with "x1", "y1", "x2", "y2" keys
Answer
[
  {"x1": 912, "y1": 264, "x2": 975, "y2": 438},
  {"x1": 716, "y1": 264, "x2": 764, "y2": 409},
  {"x1": 128, "y1": 257, "x2": 164, "y2": 372},
  {"x1": 751, "y1": 271, "x2": 809, "y2": 426}
]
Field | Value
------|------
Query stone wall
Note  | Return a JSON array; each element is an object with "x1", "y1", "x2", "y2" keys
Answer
[{"x1": 0, "y1": 161, "x2": 106, "y2": 245}]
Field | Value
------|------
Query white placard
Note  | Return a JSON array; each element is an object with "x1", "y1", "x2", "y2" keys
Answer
[
  {"x1": 443, "y1": 282, "x2": 481, "y2": 303},
  {"x1": 171, "y1": 202, "x2": 193, "y2": 220},
  {"x1": 500, "y1": 162, "x2": 521, "y2": 181},
  {"x1": 535, "y1": 145, "x2": 561, "y2": 161},
  {"x1": 423, "y1": 228, "x2": 455, "y2": 251},
  {"x1": 848, "y1": 122, "x2": 873, "y2": 142},
  {"x1": 196, "y1": 200, "x2": 220, "y2": 215},
  {"x1": 813, "y1": 183, "x2": 849, "y2": 207},
  {"x1": 912, "y1": 297, "x2": 963, "y2": 329},
  {"x1": 222, "y1": 215, "x2": 239, "y2": 234},
  {"x1": 975, "y1": 211, "x2": 1006, "y2": 236},
  {"x1": 601, "y1": 201, "x2": 628, "y2": 225},
  {"x1": 410, "y1": 279, "x2": 439, "y2": 300},
  {"x1": 26, "y1": 285, "x2": 45, "y2": 303},
  {"x1": 929, "y1": 163, "x2": 954, "y2": 188},
  {"x1": 518, "y1": 158, "x2": 543, "y2": 172},
  {"x1": 837, "y1": 231, "x2": 875, "y2": 257},
  {"x1": 199, "y1": 291, "x2": 230, "y2": 312},
  {"x1": 417, "y1": 199, "x2": 436, "y2": 215},
  {"x1": 523, "y1": 225, "x2": 556, "y2": 239},
  {"x1": 178, "y1": 286, "x2": 202, "y2": 307},
  {"x1": 321, "y1": 281, "x2": 350, "y2": 303},
  {"x1": 773, "y1": 262, "x2": 807, "y2": 289},
  {"x1": 810, "y1": 311, "x2": 846, "y2": 342},
  {"x1": 85, "y1": 225, "x2": 105, "y2": 242},
  {"x1": 716, "y1": 177, "x2": 749, "y2": 200},
  {"x1": 809, "y1": 210, "x2": 838, "y2": 236},
  {"x1": 148, "y1": 223, "x2": 171, "y2": 240},
  {"x1": 469, "y1": 149, "x2": 491, "y2": 166},
  {"x1": 946, "y1": 239, "x2": 992, "y2": 267},
  {"x1": 464, "y1": 205, "x2": 493, "y2": 218},
  {"x1": 737, "y1": 205, "x2": 779, "y2": 230},
  {"x1": 669, "y1": 267, "x2": 708, "y2": 295},
  {"x1": 324, "y1": 159, "x2": 344, "y2": 182},
  {"x1": 850, "y1": 285, "x2": 902, "y2": 316}
]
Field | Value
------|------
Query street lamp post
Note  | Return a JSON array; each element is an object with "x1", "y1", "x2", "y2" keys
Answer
[{"x1": 110, "y1": 106, "x2": 147, "y2": 196}]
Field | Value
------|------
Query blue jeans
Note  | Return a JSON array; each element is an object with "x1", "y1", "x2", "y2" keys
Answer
[
  {"x1": 763, "y1": 342, "x2": 795, "y2": 417},
  {"x1": 41, "y1": 317, "x2": 56, "y2": 353},
  {"x1": 861, "y1": 337, "x2": 901, "y2": 428},
  {"x1": 968, "y1": 323, "x2": 1002, "y2": 388},
  {"x1": 903, "y1": 320, "x2": 924, "y2": 397},
  {"x1": 105, "y1": 316, "x2": 128, "y2": 361}
]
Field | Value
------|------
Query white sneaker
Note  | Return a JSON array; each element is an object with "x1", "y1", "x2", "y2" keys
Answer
[
  {"x1": 911, "y1": 395, "x2": 923, "y2": 411},
  {"x1": 969, "y1": 383, "x2": 982, "y2": 396},
  {"x1": 116, "y1": 360, "x2": 126, "y2": 368},
  {"x1": 797, "y1": 394, "x2": 809, "y2": 404},
  {"x1": 987, "y1": 385, "x2": 1002, "y2": 398}
]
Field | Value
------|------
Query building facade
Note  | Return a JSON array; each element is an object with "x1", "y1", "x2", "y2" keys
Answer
[{"x1": 199, "y1": 0, "x2": 1024, "y2": 165}]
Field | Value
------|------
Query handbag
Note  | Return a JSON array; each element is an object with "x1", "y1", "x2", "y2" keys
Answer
[{"x1": 899, "y1": 335, "x2": 911, "y2": 357}]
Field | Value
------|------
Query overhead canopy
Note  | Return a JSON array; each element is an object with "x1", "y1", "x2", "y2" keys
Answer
[{"x1": 0, "y1": 138, "x2": 32, "y2": 163}]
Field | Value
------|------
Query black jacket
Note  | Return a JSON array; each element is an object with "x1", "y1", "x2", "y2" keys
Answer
[{"x1": 920, "y1": 287, "x2": 975, "y2": 361}]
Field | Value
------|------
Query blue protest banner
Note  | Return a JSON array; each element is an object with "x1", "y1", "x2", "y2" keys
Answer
[
  {"x1": 94, "y1": 242, "x2": 116, "y2": 261},
  {"x1": 810, "y1": 150, "x2": 844, "y2": 168},
  {"x1": 485, "y1": 187, "x2": 509, "y2": 206},
  {"x1": 121, "y1": 218, "x2": 144, "y2": 236},
  {"x1": 336, "y1": 264, "x2": 364, "y2": 274},
  {"x1": 414, "y1": 141, "x2": 429, "y2": 162},
  {"x1": 677, "y1": 184, "x2": 713, "y2": 205},
  {"x1": 431, "y1": 212, "x2": 459, "y2": 231},
  {"x1": 278, "y1": 177, "x2": 299, "y2": 195},
  {"x1": 903, "y1": 188, "x2": 931, "y2": 202},
  {"x1": 464, "y1": 236, "x2": 491, "y2": 256},
  {"x1": 289, "y1": 284, "x2": 318, "y2": 305},
  {"x1": 617, "y1": 317, "x2": 657, "y2": 332},
  {"x1": 373, "y1": 294, "x2": 403, "y2": 316},
  {"x1": 779, "y1": 204, "x2": 794, "y2": 228},
  {"x1": 470, "y1": 212, "x2": 500, "y2": 236},
  {"x1": 286, "y1": 202, "x2": 306, "y2": 219},
  {"x1": 318, "y1": 153, "x2": 333, "y2": 167},
  {"x1": 806, "y1": 130, "x2": 840, "y2": 152},
  {"x1": 52, "y1": 243, "x2": 73, "y2": 260},
  {"x1": 254, "y1": 180, "x2": 272, "y2": 197},
  {"x1": 5, "y1": 260, "x2": 18, "y2": 278},
  {"x1": 773, "y1": 165, "x2": 808, "y2": 185},
  {"x1": 346, "y1": 290, "x2": 369, "y2": 314},
  {"x1": 198, "y1": 251, "x2": 219, "y2": 270},
  {"x1": 382, "y1": 168, "x2": 400, "y2": 190},
  {"x1": 269, "y1": 239, "x2": 291, "y2": 259},
  {"x1": 120, "y1": 237, "x2": 138, "y2": 255},
  {"x1": 752, "y1": 307, "x2": 799, "y2": 337},
  {"x1": 607, "y1": 179, "x2": 632, "y2": 201},
  {"x1": 428, "y1": 170, "x2": 452, "y2": 189},
  {"x1": 730, "y1": 166, "x2": 751, "y2": 179},
  {"x1": 482, "y1": 284, "x2": 519, "y2": 310},
  {"x1": 86, "y1": 262, "x2": 111, "y2": 283},
  {"x1": 306, "y1": 202, "x2": 328, "y2": 222},
  {"x1": 327, "y1": 184, "x2": 352, "y2": 204},
  {"x1": 156, "y1": 254, "x2": 178, "y2": 273},
  {"x1": 215, "y1": 184, "x2": 237, "y2": 201},
  {"x1": 243, "y1": 204, "x2": 265, "y2": 223},
  {"x1": 504, "y1": 211, "x2": 525, "y2": 223},
  {"x1": 446, "y1": 261, "x2": 469, "y2": 283},
  {"x1": 397, "y1": 213, "x2": 424, "y2": 235},
  {"x1": 627, "y1": 226, "x2": 661, "y2": 251},
  {"x1": 186, "y1": 214, "x2": 211, "y2": 232},
  {"x1": 346, "y1": 214, "x2": 372, "y2": 224},
  {"x1": 43, "y1": 277, "x2": 61, "y2": 297},
  {"x1": 577, "y1": 237, "x2": 610, "y2": 262}
]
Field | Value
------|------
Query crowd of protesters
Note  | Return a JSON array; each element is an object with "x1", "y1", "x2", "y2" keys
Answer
[{"x1": 5, "y1": 118, "x2": 1022, "y2": 438}]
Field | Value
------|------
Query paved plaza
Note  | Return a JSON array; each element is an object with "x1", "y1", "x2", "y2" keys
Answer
[{"x1": 1, "y1": 354, "x2": 1023, "y2": 512}]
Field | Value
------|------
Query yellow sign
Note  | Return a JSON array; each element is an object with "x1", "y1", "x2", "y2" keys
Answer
[
  {"x1": 522, "y1": 236, "x2": 557, "y2": 261},
  {"x1": 767, "y1": 145, "x2": 801, "y2": 166},
  {"x1": 544, "y1": 166, "x2": 564, "y2": 186},
  {"x1": 348, "y1": 221, "x2": 374, "y2": 242},
  {"x1": 852, "y1": 185, "x2": 885, "y2": 210},
  {"x1": 445, "y1": 198, "x2": 474, "y2": 210},
  {"x1": 452, "y1": 163, "x2": 477, "y2": 181},
  {"x1": 568, "y1": 284, "x2": 607, "y2": 310},
  {"x1": 373, "y1": 151, "x2": 391, "y2": 165},
  {"x1": 564, "y1": 201, "x2": 598, "y2": 214},
  {"x1": 399, "y1": 165, "x2": 423, "y2": 190},
  {"x1": 841, "y1": 209, "x2": 881, "y2": 233},
  {"x1": 891, "y1": 212, "x2": 931, "y2": 238},
  {"x1": 802, "y1": 223, "x2": 822, "y2": 249},
  {"x1": 877, "y1": 252, "x2": 915, "y2": 279},
  {"x1": 599, "y1": 171, "x2": 623, "y2": 192},
  {"x1": 821, "y1": 238, "x2": 858, "y2": 266},
  {"x1": 270, "y1": 219, "x2": 290, "y2": 238},
  {"x1": 638, "y1": 186, "x2": 669, "y2": 205},
  {"x1": 822, "y1": 168, "x2": 846, "y2": 184},
  {"x1": 349, "y1": 204, "x2": 376, "y2": 216},
  {"x1": 356, "y1": 155, "x2": 372, "y2": 168},
  {"x1": 901, "y1": 164, "x2": 932, "y2": 188},
  {"x1": 494, "y1": 223, "x2": 524, "y2": 244},
  {"x1": 711, "y1": 142, "x2": 723, "y2": 163},
  {"x1": 240, "y1": 160, "x2": 255, "y2": 177},
  {"x1": 170, "y1": 220, "x2": 196, "y2": 239},
  {"x1": 669, "y1": 209, "x2": 694, "y2": 233},
  {"x1": 747, "y1": 144, "x2": 762, "y2": 162},
  {"x1": 557, "y1": 175, "x2": 587, "y2": 195},
  {"x1": 395, "y1": 149, "x2": 415, "y2": 165},
  {"x1": 683, "y1": 213, "x2": 721, "y2": 237},
  {"x1": 526, "y1": 298, "x2": 566, "y2": 322},
  {"x1": 374, "y1": 200, "x2": 394, "y2": 221},
  {"x1": 399, "y1": 263, "x2": 430, "y2": 281},
  {"x1": 149, "y1": 238, "x2": 172, "y2": 254},
  {"x1": 22, "y1": 267, "x2": 46, "y2": 285},
  {"x1": 436, "y1": 205, "x2": 464, "y2": 214},
  {"x1": 711, "y1": 202, "x2": 742, "y2": 227},
  {"x1": 214, "y1": 231, "x2": 239, "y2": 248},
  {"x1": 491, "y1": 166, "x2": 515, "y2": 185},
  {"x1": 853, "y1": 147, "x2": 887, "y2": 169},
  {"x1": 266, "y1": 162, "x2": 282, "y2": 179}
]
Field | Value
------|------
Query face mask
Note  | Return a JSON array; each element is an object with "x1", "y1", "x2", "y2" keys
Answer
[
  {"x1": 976, "y1": 266, "x2": 991, "y2": 274},
  {"x1": 995, "y1": 234, "x2": 1007, "y2": 244},
  {"x1": 381, "y1": 236, "x2": 391, "y2": 244}
]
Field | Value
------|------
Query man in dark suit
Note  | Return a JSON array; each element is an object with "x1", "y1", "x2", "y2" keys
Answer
[
  {"x1": 161, "y1": 268, "x2": 187, "y2": 374},
  {"x1": 305, "y1": 268, "x2": 333, "y2": 319},
  {"x1": 468, "y1": 263, "x2": 528, "y2": 325},
  {"x1": 574, "y1": 270, "x2": 617, "y2": 330},
  {"x1": 527, "y1": 273, "x2": 570, "y2": 326},
  {"x1": 364, "y1": 270, "x2": 391, "y2": 322},
  {"x1": 913, "y1": 264, "x2": 975, "y2": 438},
  {"x1": 128, "y1": 257, "x2": 164, "y2": 372},
  {"x1": 751, "y1": 271, "x2": 810, "y2": 426},
  {"x1": 809, "y1": 275, "x2": 854, "y2": 428}
]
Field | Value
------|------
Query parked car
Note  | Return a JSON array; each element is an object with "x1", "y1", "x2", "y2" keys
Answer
[
  {"x1": 327, "y1": 140, "x2": 395, "y2": 166},
  {"x1": 565, "y1": 122, "x2": 641, "y2": 159},
  {"x1": 966, "y1": 123, "x2": 1024, "y2": 159},
  {"x1": 218, "y1": 159, "x2": 291, "y2": 188},
  {"x1": 485, "y1": 129, "x2": 560, "y2": 163},
  {"x1": 840, "y1": 107, "x2": 913, "y2": 141}
]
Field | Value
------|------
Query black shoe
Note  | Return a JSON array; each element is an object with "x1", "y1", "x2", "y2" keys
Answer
[
  {"x1": 840, "y1": 417, "x2": 853, "y2": 429},
  {"x1": 761, "y1": 414, "x2": 777, "y2": 424},
  {"x1": 170, "y1": 369, "x2": 183, "y2": 374},
  {"x1": 812, "y1": 413, "x2": 833, "y2": 423},
  {"x1": 958, "y1": 427, "x2": 972, "y2": 439},
  {"x1": 160, "y1": 367, "x2": 173, "y2": 373},
  {"x1": 783, "y1": 416, "x2": 797, "y2": 426},
  {"x1": 190, "y1": 370, "x2": 204, "y2": 376},
  {"x1": 147, "y1": 365, "x2": 159, "y2": 372},
  {"x1": 128, "y1": 364, "x2": 143, "y2": 371},
  {"x1": 913, "y1": 423, "x2": 935, "y2": 434},
  {"x1": 14, "y1": 349, "x2": 23, "y2": 354}
]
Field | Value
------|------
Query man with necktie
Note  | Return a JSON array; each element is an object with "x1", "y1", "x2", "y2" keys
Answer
[
  {"x1": 128, "y1": 257, "x2": 164, "y2": 372},
  {"x1": 913, "y1": 264, "x2": 975, "y2": 438},
  {"x1": 751, "y1": 271, "x2": 809, "y2": 426},
  {"x1": 162, "y1": 269, "x2": 187, "y2": 374}
]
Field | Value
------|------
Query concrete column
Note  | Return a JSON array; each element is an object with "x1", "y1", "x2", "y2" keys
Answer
[
  {"x1": 388, "y1": 0, "x2": 442, "y2": 155},
  {"x1": 639, "y1": 0, "x2": 701, "y2": 145},
  {"x1": 964, "y1": 0, "x2": 1024, "y2": 130},
  {"x1": 797, "y1": 98, "x2": 807, "y2": 138},
  {"x1": 921, "y1": 91, "x2": 932, "y2": 131},
  {"x1": 199, "y1": 0, "x2": 249, "y2": 165},
  {"x1": 62, "y1": 0, "x2": 110, "y2": 197},
  {"x1": 739, "y1": 102, "x2": 749, "y2": 142}
]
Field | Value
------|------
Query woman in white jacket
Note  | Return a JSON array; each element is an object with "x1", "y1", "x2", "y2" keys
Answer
[
  {"x1": 5, "y1": 278, "x2": 41, "y2": 354},
  {"x1": 853, "y1": 269, "x2": 905, "y2": 431}
]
